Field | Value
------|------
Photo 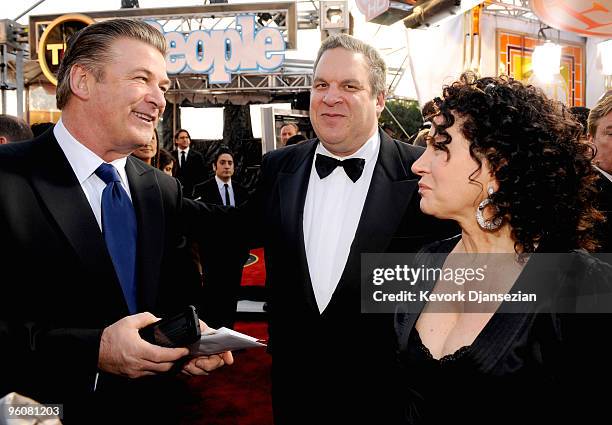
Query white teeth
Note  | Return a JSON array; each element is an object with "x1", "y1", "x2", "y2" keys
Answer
[{"x1": 134, "y1": 112, "x2": 154, "y2": 122}]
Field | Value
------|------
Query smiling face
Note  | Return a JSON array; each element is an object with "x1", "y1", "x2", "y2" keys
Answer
[
  {"x1": 411, "y1": 113, "x2": 495, "y2": 225},
  {"x1": 309, "y1": 47, "x2": 385, "y2": 157},
  {"x1": 82, "y1": 37, "x2": 169, "y2": 159}
]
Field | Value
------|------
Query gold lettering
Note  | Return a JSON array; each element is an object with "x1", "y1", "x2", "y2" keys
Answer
[{"x1": 46, "y1": 43, "x2": 66, "y2": 65}]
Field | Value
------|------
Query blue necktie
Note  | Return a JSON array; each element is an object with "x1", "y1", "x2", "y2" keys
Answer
[{"x1": 95, "y1": 163, "x2": 138, "y2": 314}]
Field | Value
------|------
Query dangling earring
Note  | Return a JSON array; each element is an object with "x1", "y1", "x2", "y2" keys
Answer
[{"x1": 476, "y1": 186, "x2": 503, "y2": 231}]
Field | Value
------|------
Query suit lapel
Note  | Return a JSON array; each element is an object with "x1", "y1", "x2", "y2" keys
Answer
[
  {"x1": 278, "y1": 140, "x2": 319, "y2": 312},
  {"x1": 327, "y1": 131, "x2": 419, "y2": 308},
  {"x1": 29, "y1": 133, "x2": 128, "y2": 315},
  {"x1": 126, "y1": 157, "x2": 164, "y2": 311}
]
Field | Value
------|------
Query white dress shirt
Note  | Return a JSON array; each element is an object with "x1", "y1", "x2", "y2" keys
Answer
[
  {"x1": 303, "y1": 131, "x2": 380, "y2": 313},
  {"x1": 215, "y1": 175, "x2": 235, "y2": 206},
  {"x1": 54, "y1": 118, "x2": 132, "y2": 231},
  {"x1": 178, "y1": 147, "x2": 190, "y2": 167}
]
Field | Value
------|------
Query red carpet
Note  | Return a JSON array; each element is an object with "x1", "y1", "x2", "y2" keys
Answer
[
  {"x1": 240, "y1": 248, "x2": 266, "y2": 287},
  {"x1": 180, "y1": 321, "x2": 272, "y2": 425}
]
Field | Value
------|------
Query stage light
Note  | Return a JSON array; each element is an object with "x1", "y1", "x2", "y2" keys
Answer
[{"x1": 532, "y1": 41, "x2": 562, "y2": 84}]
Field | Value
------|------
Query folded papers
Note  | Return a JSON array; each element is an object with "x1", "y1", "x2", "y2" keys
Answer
[{"x1": 189, "y1": 327, "x2": 266, "y2": 356}]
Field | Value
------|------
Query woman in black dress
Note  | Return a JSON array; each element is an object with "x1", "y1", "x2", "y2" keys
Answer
[{"x1": 396, "y1": 72, "x2": 612, "y2": 424}]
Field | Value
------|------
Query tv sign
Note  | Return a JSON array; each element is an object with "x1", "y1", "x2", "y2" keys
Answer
[
  {"x1": 37, "y1": 14, "x2": 95, "y2": 86},
  {"x1": 38, "y1": 14, "x2": 286, "y2": 86}
]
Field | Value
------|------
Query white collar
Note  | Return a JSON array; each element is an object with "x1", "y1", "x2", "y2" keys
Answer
[
  {"x1": 215, "y1": 175, "x2": 232, "y2": 187},
  {"x1": 54, "y1": 117, "x2": 129, "y2": 186},
  {"x1": 596, "y1": 165, "x2": 612, "y2": 182}
]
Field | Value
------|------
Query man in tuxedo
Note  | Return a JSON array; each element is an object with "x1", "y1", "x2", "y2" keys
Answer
[
  {"x1": 0, "y1": 19, "x2": 232, "y2": 424},
  {"x1": 173, "y1": 128, "x2": 207, "y2": 197},
  {"x1": 250, "y1": 34, "x2": 457, "y2": 424},
  {"x1": 588, "y1": 94, "x2": 612, "y2": 254},
  {"x1": 193, "y1": 147, "x2": 250, "y2": 328}
]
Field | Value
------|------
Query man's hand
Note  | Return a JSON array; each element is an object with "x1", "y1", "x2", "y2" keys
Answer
[
  {"x1": 98, "y1": 312, "x2": 189, "y2": 378},
  {"x1": 181, "y1": 320, "x2": 234, "y2": 376}
]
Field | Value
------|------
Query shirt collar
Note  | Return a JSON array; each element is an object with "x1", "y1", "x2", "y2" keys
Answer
[
  {"x1": 179, "y1": 147, "x2": 190, "y2": 155},
  {"x1": 215, "y1": 175, "x2": 231, "y2": 188},
  {"x1": 315, "y1": 129, "x2": 380, "y2": 164},
  {"x1": 54, "y1": 117, "x2": 129, "y2": 186},
  {"x1": 596, "y1": 165, "x2": 612, "y2": 182}
]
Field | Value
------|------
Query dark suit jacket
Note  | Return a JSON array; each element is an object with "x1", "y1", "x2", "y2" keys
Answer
[
  {"x1": 250, "y1": 130, "x2": 458, "y2": 424},
  {"x1": 0, "y1": 131, "x2": 211, "y2": 423},
  {"x1": 192, "y1": 177, "x2": 249, "y2": 207},
  {"x1": 172, "y1": 148, "x2": 207, "y2": 197},
  {"x1": 193, "y1": 178, "x2": 250, "y2": 328}
]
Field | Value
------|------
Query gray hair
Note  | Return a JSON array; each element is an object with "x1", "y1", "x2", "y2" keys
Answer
[
  {"x1": 313, "y1": 34, "x2": 387, "y2": 98},
  {"x1": 0, "y1": 114, "x2": 34, "y2": 142},
  {"x1": 56, "y1": 18, "x2": 167, "y2": 110}
]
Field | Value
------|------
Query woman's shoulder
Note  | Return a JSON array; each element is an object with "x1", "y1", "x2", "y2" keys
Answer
[{"x1": 566, "y1": 250, "x2": 612, "y2": 278}]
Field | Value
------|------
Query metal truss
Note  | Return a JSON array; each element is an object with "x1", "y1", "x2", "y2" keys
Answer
[
  {"x1": 28, "y1": 2, "x2": 298, "y2": 57},
  {"x1": 483, "y1": 0, "x2": 539, "y2": 22},
  {"x1": 169, "y1": 71, "x2": 314, "y2": 95}
]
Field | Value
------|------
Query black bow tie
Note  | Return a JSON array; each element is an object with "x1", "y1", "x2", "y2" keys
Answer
[{"x1": 315, "y1": 153, "x2": 365, "y2": 183}]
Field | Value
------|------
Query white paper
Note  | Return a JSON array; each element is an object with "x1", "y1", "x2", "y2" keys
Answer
[{"x1": 189, "y1": 327, "x2": 266, "y2": 356}]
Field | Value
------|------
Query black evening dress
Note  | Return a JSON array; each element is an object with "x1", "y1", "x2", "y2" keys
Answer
[{"x1": 395, "y1": 236, "x2": 612, "y2": 424}]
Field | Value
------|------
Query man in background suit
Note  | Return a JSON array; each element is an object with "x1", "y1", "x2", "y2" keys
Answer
[
  {"x1": 173, "y1": 128, "x2": 206, "y2": 197},
  {"x1": 249, "y1": 34, "x2": 457, "y2": 424},
  {"x1": 588, "y1": 94, "x2": 612, "y2": 255},
  {"x1": 193, "y1": 147, "x2": 250, "y2": 328},
  {"x1": 0, "y1": 19, "x2": 232, "y2": 424},
  {"x1": 278, "y1": 123, "x2": 298, "y2": 147}
]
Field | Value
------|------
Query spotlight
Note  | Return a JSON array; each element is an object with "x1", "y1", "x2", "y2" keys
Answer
[{"x1": 532, "y1": 41, "x2": 562, "y2": 84}]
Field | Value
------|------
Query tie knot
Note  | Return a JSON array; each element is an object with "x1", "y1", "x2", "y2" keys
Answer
[{"x1": 95, "y1": 163, "x2": 121, "y2": 185}]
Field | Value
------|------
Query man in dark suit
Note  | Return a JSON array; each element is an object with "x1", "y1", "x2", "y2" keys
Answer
[
  {"x1": 193, "y1": 147, "x2": 250, "y2": 328},
  {"x1": 0, "y1": 19, "x2": 232, "y2": 424},
  {"x1": 588, "y1": 94, "x2": 612, "y2": 255},
  {"x1": 249, "y1": 34, "x2": 457, "y2": 424},
  {"x1": 172, "y1": 128, "x2": 207, "y2": 197}
]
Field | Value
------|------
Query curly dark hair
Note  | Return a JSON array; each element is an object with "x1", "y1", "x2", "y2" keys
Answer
[{"x1": 430, "y1": 72, "x2": 602, "y2": 253}]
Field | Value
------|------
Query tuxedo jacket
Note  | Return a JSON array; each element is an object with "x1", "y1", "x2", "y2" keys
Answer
[
  {"x1": 192, "y1": 177, "x2": 249, "y2": 207},
  {"x1": 172, "y1": 148, "x2": 207, "y2": 197},
  {"x1": 0, "y1": 130, "x2": 212, "y2": 421},
  {"x1": 250, "y1": 129, "x2": 458, "y2": 423}
]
